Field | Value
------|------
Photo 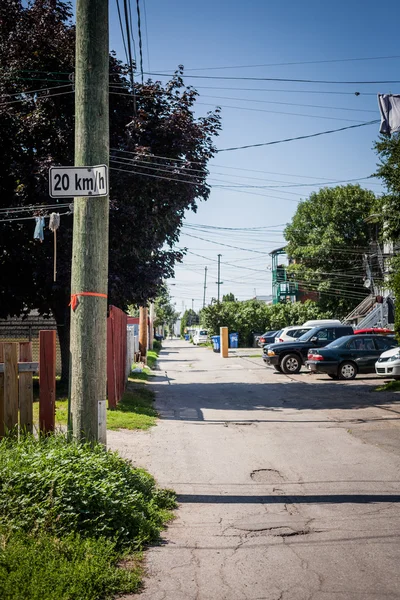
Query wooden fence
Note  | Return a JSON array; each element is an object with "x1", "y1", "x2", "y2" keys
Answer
[
  {"x1": 107, "y1": 305, "x2": 128, "y2": 409},
  {"x1": 0, "y1": 331, "x2": 56, "y2": 437}
]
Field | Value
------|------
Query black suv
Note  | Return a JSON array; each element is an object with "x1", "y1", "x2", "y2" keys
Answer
[{"x1": 263, "y1": 325, "x2": 354, "y2": 374}]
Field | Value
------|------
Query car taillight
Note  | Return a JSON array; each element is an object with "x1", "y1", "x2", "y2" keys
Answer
[
  {"x1": 260, "y1": 338, "x2": 265, "y2": 343},
  {"x1": 279, "y1": 338, "x2": 284, "y2": 342},
  {"x1": 310, "y1": 354, "x2": 324, "y2": 361}
]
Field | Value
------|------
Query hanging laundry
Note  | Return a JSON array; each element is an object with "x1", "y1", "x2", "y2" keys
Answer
[
  {"x1": 378, "y1": 94, "x2": 400, "y2": 136},
  {"x1": 33, "y1": 216, "x2": 45, "y2": 242}
]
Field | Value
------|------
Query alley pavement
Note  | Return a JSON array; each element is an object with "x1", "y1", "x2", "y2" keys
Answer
[{"x1": 110, "y1": 339, "x2": 400, "y2": 600}]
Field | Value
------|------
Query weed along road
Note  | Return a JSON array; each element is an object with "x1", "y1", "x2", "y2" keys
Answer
[{"x1": 110, "y1": 339, "x2": 400, "y2": 600}]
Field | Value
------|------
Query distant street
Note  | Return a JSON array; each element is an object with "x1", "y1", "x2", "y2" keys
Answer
[{"x1": 111, "y1": 339, "x2": 400, "y2": 600}]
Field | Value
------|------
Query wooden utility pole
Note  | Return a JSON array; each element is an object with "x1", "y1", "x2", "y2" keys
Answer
[
  {"x1": 70, "y1": 0, "x2": 109, "y2": 443},
  {"x1": 203, "y1": 266, "x2": 207, "y2": 308},
  {"x1": 217, "y1": 254, "x2": 223, "y2": 303},
  {"x1": 139, "y1": 306, "x2": 148, "y2": 359}
]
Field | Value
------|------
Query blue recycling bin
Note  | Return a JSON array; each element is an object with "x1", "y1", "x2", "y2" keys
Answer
[
  {"x1": 229, "y1": 332, "x2": 239, "y2": 348},
  {"x1": 211, "y1": 335, "x2": 221, "y2": 353},
  {"x1": 184, "y1": 334, "x2": 190, "y2": 341}
]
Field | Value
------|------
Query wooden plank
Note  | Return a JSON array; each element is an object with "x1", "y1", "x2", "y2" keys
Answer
[
  {"x1": 0, "y1": 362, "x2": 38, "y2": 373},
  {"x1": 19, "y1": 342, "x2": 33, "y2": 434},
  {"x1": 39, "y1": 330, "x2": 56, "y2": 433},
  {"x1": 4, "y1": 343, "x2": 18, "y2": 434},
  {"x1": 0, "y1": 343, "x2": 4, "y2": 438}
]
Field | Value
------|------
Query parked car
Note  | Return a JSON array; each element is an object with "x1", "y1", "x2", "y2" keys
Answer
[
  {"x1": 193, "y1": 329, "x2": 208, "y2": 345},
  {"x1": 263, "y1": 325, "x2": 354, "y2": 374},
  {"x1": 154, "y1": 333, "x2": 163, "y2": 342},
  {"x1": 302, "y1": 319, "x2": 342, "y2": 327},
  {"x1": 274, "y1": 326, "x2": 312, "y2": 344},
  {"x1": 258, "y1": 330, "x2": 280, "y2": 347},
  {"x1": 306, "y1": 334, "x2": 398, "y2": 380},
  {"x1": 375, "y1": 345, "x2": 400, "y2": 378}
]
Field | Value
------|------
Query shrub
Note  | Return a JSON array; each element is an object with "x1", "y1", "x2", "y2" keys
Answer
[{"x1": 0, "y1": 434, "x2": 175, "y2": 549}]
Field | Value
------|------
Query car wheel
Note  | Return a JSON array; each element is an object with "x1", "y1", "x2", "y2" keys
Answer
[
  {"x1": 328, "y1": 374, "x2": 339, "y2": 380},
  {"x1": 274, "y1": 365, "x2": 282, "y2": 373},
  {"x1": 338, "y1": 361, "x2": 357, "y2": 380},
  {"x1": 281, "y1": 354, "x2": 301, "y2": 374}
]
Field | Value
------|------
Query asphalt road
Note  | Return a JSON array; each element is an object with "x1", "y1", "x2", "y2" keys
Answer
[{"x1": 110, "y1": 339, "x2": 400, "y2": 600}]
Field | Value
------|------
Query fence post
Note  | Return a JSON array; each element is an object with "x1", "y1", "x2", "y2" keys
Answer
[
  {"x1": 39, "y1": 330, "x2": 56, "y2": 433},
  {"x1": 0, "y1": 343, "x2": 4, "y2": 438},
  {"x1": 107, "y1": 311, "x2": 116, "y2": 409},
  {"x1": 4, "y1": 343, "x2": 18, "y2": 434},
  {"x1": 19, "y1": 342, "x2": 33, "y2": 434}
]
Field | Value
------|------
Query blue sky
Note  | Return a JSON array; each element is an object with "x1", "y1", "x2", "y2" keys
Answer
[{"x1": 109, "y1": 0, "x2": 400, "y2": 312}]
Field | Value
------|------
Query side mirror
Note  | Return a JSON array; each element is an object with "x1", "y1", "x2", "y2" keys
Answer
[{"x1": 311, "y1": 336, "x2": 318, "y2": 342}]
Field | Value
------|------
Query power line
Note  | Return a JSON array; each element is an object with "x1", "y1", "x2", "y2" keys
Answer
[
  {"x1": 142, "y1": 0, "x2": 151, "y2": 72},
  {"x1": 154, "y1": 54, "x2": 400, "y2": 72},
  {"x1": 217, "y1": 120, "x2": 379, "y2": 152},
  {"x1": 115, "y1": 0, "x2": 130, "y2": 66},
  {"x1": 145, "y1": 71, "x2": 400, "y2": 85},
  {"x1": 0, "y1": 89, "x2": 74, "y2": 107},
  {"x1": 136, "y1": 0, "x2": 144, "y2": 83}
]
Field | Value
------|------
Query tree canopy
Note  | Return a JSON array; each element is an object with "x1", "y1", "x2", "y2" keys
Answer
[
  {"x1": 200, "y1": 299, "x2": 331, "y2": 346},
  {"x1": 284, "y1": 185, "x2": 378, "y2": 317},
  {"x1": 0, "y1": 0, "x2": 221, "y2": 377},
  {"x1": 154, "y1": 286, "x2": 179, "y2": 333}
]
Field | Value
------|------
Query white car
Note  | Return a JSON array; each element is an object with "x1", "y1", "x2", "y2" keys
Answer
[
  {"x1": 193, "y1": 329, "x2": 209, "y2": 345},
  {"x1": 375, "y1": 346, "x2": 400, "y2": 378},
  {"x1": 275, "y1": 326, "x2": 312, "y2": 344}
]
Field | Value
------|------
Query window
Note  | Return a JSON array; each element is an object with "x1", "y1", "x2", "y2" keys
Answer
[
  {"x1": 315, "y1": 328, "x2": 335, "y2": 342},
  {"x1": 374, "y1": 336, "x2": 397, "y2": 351},
  {"x1": 347, "y1": 338, "x2": 374, "y2": 350}
]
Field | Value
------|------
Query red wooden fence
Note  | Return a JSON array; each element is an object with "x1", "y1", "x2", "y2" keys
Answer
[{"x1": 107, "y1": 306, "x2": 128, "y2": 409}]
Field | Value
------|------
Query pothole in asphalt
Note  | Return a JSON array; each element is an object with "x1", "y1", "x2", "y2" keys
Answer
[
  {"x1": 250, "y1": 468, "x2": 284, "y2": 483},
  {"x1": 229, "y1": 515, "x2": 314, "y2": 538},
  {"x1": 224, "y1": 421, "x2": 255, "y2": 427}
]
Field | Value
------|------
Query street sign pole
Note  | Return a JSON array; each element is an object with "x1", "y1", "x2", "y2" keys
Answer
[{"x1": 70, "y1": 0, "x2": 109, "y2": 443}]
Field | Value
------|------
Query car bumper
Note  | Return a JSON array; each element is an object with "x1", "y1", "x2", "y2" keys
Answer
[
  {"x1": 306, "y1": 360, "x2": 338, "y2": 375},
  {"x1": 375, "y1": 360, "x2": 400, "y2": 377},
  {"x1": 263, "y1": 355, "x2": 279, "y2": 366}
]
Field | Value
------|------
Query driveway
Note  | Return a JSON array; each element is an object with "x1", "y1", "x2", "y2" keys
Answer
[{"x1": 110, "y1": 339, "x2": 400, "y2": 600}]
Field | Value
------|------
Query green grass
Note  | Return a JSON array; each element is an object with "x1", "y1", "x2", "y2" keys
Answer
[
  {"x1": 0, "y1": 434, "x2": 176, "y2": 600},
  {"x1": 146, "y1": 349, "x2": 159, "y2": 370},
  {"x1": 32, "y1": 379, "x2": 157, "y2": 431},
  {"x1": 376, "y1": 379, "x2": 400, "y2": 392},
  {"x1": 0, "y1": 531, "x2": 142, "y2": 600}
]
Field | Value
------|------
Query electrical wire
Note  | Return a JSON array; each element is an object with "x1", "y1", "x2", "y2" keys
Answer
[
  {"x1": 217, "y1": 120, "x2": 380, "y2": 152},
  {"x1": 144, "y1": 71, "x2": 400, "y2": 85},
  {"x1": 142, "y1": 0, "x2": 151, "y2": 72},
  {"x1": 115, "y1": 0, "x2": 130, "y2": 67},
  {"x1": 136, "y1": 0, "x2": 144, "y2": 83},
  {"x1": 122, "y1": 0, "x2": 137, "y2": 114},
  {"x1": 0, "y1": 89, "x2": 74, "y2": 107},
  {"x1": 154, "y1": 54, "x2": 400, "y2": 72},
  {"x1": 1, "y1": 83, "x2": 73, "y2": 99}
]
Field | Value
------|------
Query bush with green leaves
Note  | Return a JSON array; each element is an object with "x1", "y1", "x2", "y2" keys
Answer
[
  {"x1": 153, "y1": 339, "x2": 162, "y2": 352},
  {"x1": 0, "y1": 434, "x2": 175, "y2": 548},
  {"x1": 200, "y1": 299, "x2": 332, "y2": 346}
]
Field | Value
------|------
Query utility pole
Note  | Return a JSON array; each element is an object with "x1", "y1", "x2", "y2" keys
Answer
[
  {"x1": 192, "y1": 298, "x2": 194, "y2": 312},
  {"x1": 203, "y1": 266, "x2": 207, "y2": 308},
  {"x1": 139, "y1": 306, "x2": 148, "y2": 359},
  {"x1": 70, "y1": 0, "x2": 109, "y2": 443},
  {"x1": 216, "y1": 254, "x2": 223, "y2": 303}
]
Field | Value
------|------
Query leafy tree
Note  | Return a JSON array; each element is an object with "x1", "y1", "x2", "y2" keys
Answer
[
  {"x1": 222, "y1": 292, "x2": 236, "y2": 302},
  {"x1": 200, "y1": 299, "x2": 330, "y2": 346},
  {"x1": 284, "y1": 185, "x2": 378, "y2": 317},
  {"x1": 180, "y1": 309, "x2": 198, "y2": 336},
  {"x1": 0, "y1": 0, "x2": 221, "y2": 380},
  {"x1": 374, "y1": 134, "x2": 400, "y2": 338},
  {"x1": 154, "y1": 286, "x2": 179, "y2": 333}
]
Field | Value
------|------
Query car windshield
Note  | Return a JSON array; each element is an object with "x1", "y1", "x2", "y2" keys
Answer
[{"x1": 199, "y1": 330, "x2": 207, "y2": 336}]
